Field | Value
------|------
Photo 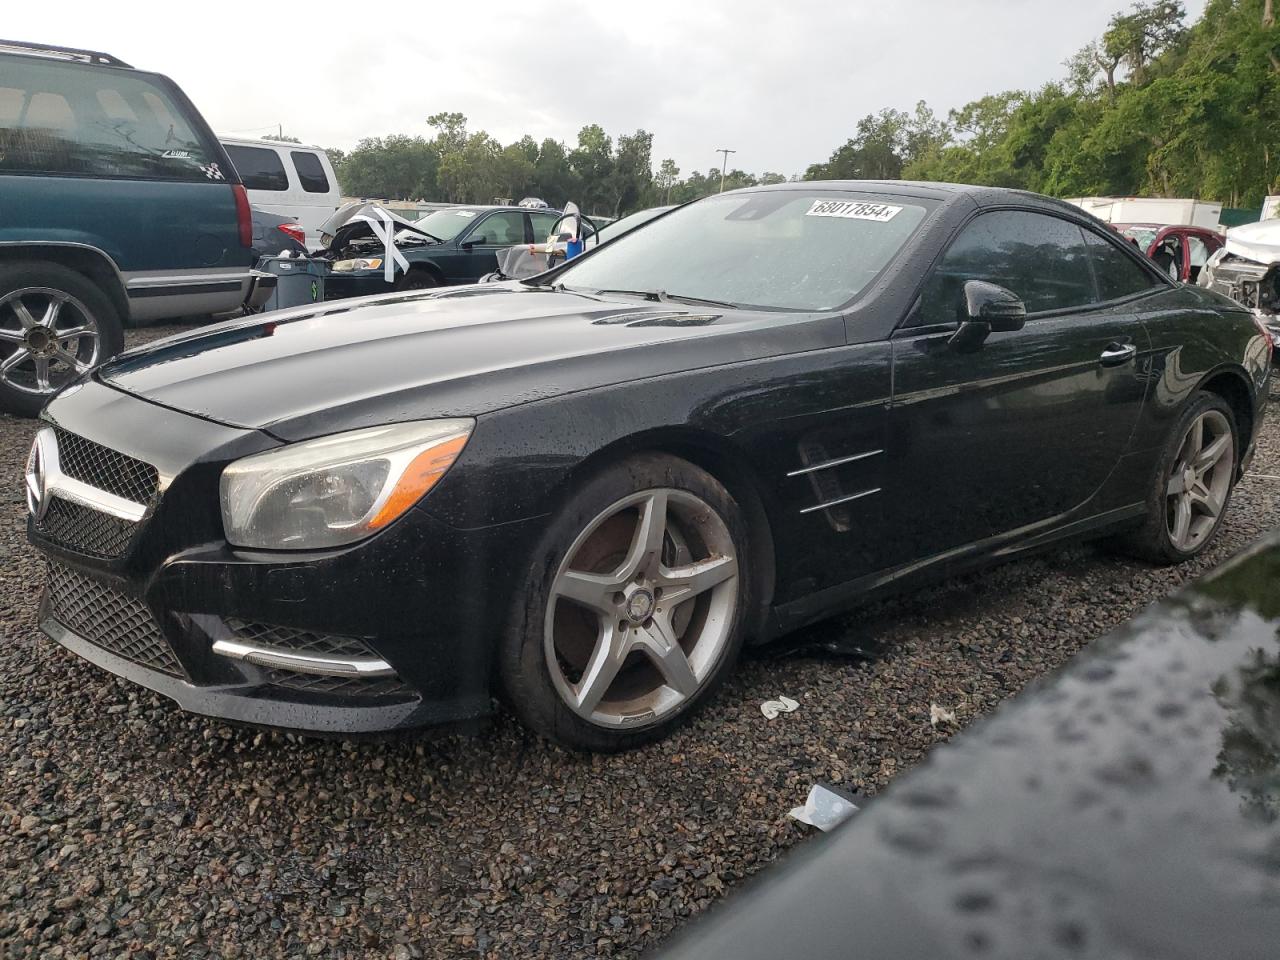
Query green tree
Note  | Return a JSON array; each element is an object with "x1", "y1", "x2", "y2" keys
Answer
[
  {"x1": 339, "y1": 135, "x2": 438, "y2": 200},
  {"x1": 655, "y1": 158, "x2": 681, "y2": 203},
  {"x1": 568, "y1": 124, "x2": 615, "y2": 212}
]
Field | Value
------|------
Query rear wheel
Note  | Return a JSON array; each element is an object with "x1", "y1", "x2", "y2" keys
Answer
[
  {"x1": 1122, "y1": 391, "x2": 1237, "y2": 564},
  {"x1": 0, "y1": 261, "x2": 123, "y2": 418},
  {"x1": 500, "y1": 454, "x2": 749, "y2": 752}
]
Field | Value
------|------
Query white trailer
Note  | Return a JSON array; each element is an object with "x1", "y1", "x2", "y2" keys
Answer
[{"x1": 1064, "y1": 197, "x2": 1223, "y2": 230}]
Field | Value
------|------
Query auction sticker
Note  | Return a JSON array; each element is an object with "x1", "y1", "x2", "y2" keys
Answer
[{"x1": 806, "y1": 199, "x2": 901, "y2": 222}]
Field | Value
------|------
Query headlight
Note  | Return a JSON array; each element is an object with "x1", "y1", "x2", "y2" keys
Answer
[
  {"x1": 220, "y1": 419, "x2": 473, "y2": 550},
  {"x1": 331, "y1": 257, "x2": 383, "y2": 272}
]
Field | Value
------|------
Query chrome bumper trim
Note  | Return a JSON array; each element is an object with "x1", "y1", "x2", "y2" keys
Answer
[{"x1": 211, "y1": 639, "x2": 395, "y2": 678}]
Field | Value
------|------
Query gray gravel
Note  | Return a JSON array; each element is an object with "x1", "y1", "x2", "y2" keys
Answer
[{"x1": 1, "y1": 328, "x2": 1277, "y2": 959}]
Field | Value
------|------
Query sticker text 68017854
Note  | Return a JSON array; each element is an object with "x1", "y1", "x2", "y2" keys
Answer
[{"x1": 805, "y1": 199, "x2": 902, "y2": 222}]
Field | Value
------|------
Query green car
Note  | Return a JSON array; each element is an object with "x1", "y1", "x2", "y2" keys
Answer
[
  {"x1": 319, "y1": 203, "x2": 562, "y2": 297},
  {"x1": 0, "y1": 40, "x2": 268, "y2": 416}
]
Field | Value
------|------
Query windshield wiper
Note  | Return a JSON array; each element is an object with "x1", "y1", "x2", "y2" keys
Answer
[{"x1": 594, "y1": 289, "x2": 738, "y2": 309}]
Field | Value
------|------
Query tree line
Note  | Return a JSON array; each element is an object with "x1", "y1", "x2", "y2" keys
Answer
[{"x1": 312, "y1": 0, "x2": 1279, "y2": 215}]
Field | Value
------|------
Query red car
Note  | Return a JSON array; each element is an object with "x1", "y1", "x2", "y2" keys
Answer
[{"x1": 1113, "y1": 223, "x2": 1224, "y2": 283}]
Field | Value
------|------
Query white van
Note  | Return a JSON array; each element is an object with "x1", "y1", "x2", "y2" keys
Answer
[{"x1": 219, "y1": 136, "x2": 342, "y2": 248}]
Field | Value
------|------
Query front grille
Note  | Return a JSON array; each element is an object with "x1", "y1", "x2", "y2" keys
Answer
[
  {"x1": 36, "y1": 497, "x2": 136, "y2": 559},
  {"x1": 226, "y1": 619, "x2": 377, "y2": 659},
  {"x1": 46, "y1": 562, "x2": 183, "y2": 677},
  {"x1": 53, "y1": 427, "x2": 159, "y2": 504},
  {"x1": 264, "y1": 669, "x2": 415, "y2": 699}
]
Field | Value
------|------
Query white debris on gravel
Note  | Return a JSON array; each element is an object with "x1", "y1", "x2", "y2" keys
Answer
[
  {"x1": 929, "y1": 703, "x2": 958, "y2": 727},
  {"x1": 760, "y1": 696, "x2": 800, "y2": 720}
]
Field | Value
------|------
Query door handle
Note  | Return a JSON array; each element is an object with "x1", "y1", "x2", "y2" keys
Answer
[{"x1": 1099, "y1": 342, "x2": 1137, "y2": 366}]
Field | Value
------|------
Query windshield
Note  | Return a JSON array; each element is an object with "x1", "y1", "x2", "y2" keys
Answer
[
  {"x1": 596, "y1": 207, "x2": 672, "y2": 244},
  {"x1": 553, "y1": 191, "x2": 930, "y2": 310},
  {"x1": 1120, "y1": 226, "x2": 1159, "y2": 249},
  {"x1": 414, "y1": 208, "x2": 485, "y2": 241}
]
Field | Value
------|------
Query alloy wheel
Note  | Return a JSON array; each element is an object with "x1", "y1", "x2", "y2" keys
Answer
[
  {"x1": 544, "y1": 488, "x2": 739, "y2": 728},
  {"x1": 0, "y1": 287, "x2": 101, "y2": 396},
  {"x1": 1166, "y1": 408, "x2": 1234, "y2": 553}
]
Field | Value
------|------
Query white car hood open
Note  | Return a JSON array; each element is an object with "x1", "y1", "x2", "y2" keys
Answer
[{"x1": 1224, "y1": 219, "x2": 1280, "y2": 265}]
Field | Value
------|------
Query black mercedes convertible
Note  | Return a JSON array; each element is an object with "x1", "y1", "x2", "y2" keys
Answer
[{"x1": 26, "y1": 181, "x2": 1271, "y2": 751}]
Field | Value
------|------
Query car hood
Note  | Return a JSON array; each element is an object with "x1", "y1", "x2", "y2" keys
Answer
[
  {"x1": 1223, "y1": 219, "x2": 1280, "y2": 265},
  {"x1": 98, "y1": 285, "x2": 840, "y2": 441},
  {"x1": 318, "y1": 200, "x2": 440, "y2": 251}
]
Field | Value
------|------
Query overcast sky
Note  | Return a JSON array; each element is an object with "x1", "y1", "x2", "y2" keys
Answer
[{"x1": 10, "y1": 0, "x2": 1207, "y2": 177}]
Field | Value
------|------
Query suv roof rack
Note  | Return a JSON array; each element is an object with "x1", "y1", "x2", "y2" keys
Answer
[{"x1": 0, "y1": 38, "x2": 131, "y2": 68}]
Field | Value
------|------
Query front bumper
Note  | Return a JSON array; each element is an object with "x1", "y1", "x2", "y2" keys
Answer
[
  {"x1": 322, "y1": 270, "x2": 396, "y2": 300},
  {"x1": 27, "y1": 380, "x2": 537, "y2": 735},
  {"x1": 40, "y1": 610, "x2": 431, "y2": 733}
]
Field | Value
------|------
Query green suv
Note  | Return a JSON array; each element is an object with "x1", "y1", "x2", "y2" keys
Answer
[{"x1": 0, "y1": 40, "x2": 269, "y2": 416}]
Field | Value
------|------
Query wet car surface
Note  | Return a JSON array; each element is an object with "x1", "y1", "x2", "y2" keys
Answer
[{"x1": 656, "y1": 531, "x2": 1280, "y2": 960}]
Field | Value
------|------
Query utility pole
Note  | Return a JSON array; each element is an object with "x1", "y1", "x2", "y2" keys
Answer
[{"x1": 715, "y1": 148, "x2": 737, "y2": 192}]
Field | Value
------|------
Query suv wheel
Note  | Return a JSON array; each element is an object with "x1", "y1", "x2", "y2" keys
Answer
[{"x1": 0, "y1": 261, "x2": 123, "y2": 417}]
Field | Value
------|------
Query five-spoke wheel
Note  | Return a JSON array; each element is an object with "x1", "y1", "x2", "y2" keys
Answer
[
  {"x1": 1123, "y1": 390, "x2": 1238, "y2": 564},
  {"x1": 1165, "y1": 407, "x2": 1234, "y2": 553},
  {"x1": 545, "y1": 488, "x2": 739, "y2": 727},
  {"x1": 501, "y1": 454, "x2": 750, "y2": 752}
]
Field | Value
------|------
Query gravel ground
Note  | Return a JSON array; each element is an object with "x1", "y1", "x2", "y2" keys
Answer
[{"x1": 2, "y1": 328, "x2": 1278, "y2": 959}]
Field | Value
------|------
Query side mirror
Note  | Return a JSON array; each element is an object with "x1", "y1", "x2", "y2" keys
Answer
[
  {"x1": 461, "y1": 235, "x2": 487, "y2": 249},
  {"x1": 950, "y1": 281, "x2": 1026, "y2": 352},
  {"x1": 964, "y1": 280, "x2": 1026, "y2": 330}
]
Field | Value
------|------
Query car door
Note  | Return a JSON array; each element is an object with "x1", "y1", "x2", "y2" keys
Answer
[
  {"x1": 457, "y1": 211, "x2": 527, "y2": 281},
  {"x1": 886, "y1": 209, "x2": 1152, "y2": 564}
]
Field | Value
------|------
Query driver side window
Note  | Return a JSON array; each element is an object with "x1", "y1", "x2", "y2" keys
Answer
[
  {"x1": 471, "y1": 211, "x2": 525, "y2": 245},
  {"x1": 913, "y1": 210, "x2": 1095, "y2": 327}
]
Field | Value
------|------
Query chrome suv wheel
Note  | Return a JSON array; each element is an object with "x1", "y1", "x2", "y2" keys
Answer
[
  {"x1": 0, "y1": 287, "x2": 101, "y2": 396},
  {"x1": 0, "y1": 261, "x2": 123, "y2": 418}
]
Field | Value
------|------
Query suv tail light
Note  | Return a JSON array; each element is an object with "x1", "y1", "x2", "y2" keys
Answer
[
  {"x1": 232, "y1": 184, "x2": 252, "y2": 248},
  {"x1": 277, "y1": 222, "x2": 306, "y2": 247}
]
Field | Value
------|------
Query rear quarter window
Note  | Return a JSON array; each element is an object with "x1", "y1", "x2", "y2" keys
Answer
[
  {"x1": 290, "y1": 151, "x2": 330, "y2": 193},
  {"x1": 224, "y1": 145, "x2": 288, "y2": 191},
  {"x1": 0, "y1": 57, "x2": 220, "y2": 181},
  {"x1": 1084, "y1": 230, "x2": 1164, "y2": 301}
]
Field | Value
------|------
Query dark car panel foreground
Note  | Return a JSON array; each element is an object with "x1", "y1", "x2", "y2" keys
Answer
[
  {"x1": 654, "y1": 532, "x2": 1280, "y2": 960},
  {"x1": 25, "y1": 181, "x2": 1270, "y2": 751}
]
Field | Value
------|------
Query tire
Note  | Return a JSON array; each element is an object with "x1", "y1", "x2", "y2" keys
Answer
[
  {"x1": 0, "y1": 261, "x2": 124, "y2": 418},
  {"x1": 1120, "y1": 390, "x2": 1238, "y2": 564},
  {"x1": 499, "y1": 453, "x2": 751, "y2": 752},
  {"x1": 393, "y1": 268, "x2": 440, "y2": 292}
]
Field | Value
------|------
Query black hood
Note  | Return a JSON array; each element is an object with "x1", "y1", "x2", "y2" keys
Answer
[{"x1": 98, "y1": 285, "x2": 840, "y2": 441}]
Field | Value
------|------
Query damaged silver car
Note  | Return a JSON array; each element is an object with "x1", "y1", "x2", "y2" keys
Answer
[{"x1": 1201, "y1": 219, "x2": 1280, "y2": 353}]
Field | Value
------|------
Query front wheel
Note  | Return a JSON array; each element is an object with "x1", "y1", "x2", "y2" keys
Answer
[
  {"x1": 1122, "y1": 391, "x2": 1237, "y2": 564},
  {"x1": 393, "y1": 268, "x2": 439, "y2": 292},
  {"x1": 500, "y1": 454, "x2": 749, "y2": 752}
]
